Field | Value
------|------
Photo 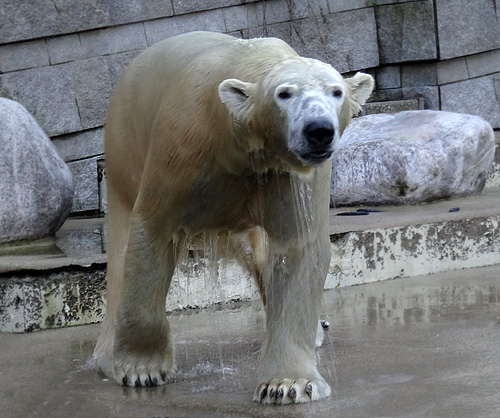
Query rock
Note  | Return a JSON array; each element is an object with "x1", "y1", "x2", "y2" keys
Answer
[
  {"x1": 0, "y1": 98, "x2": 74, "y2": 244},
  {"x1": 331, "y1": 110, "x2": 495, "y2": 207}
]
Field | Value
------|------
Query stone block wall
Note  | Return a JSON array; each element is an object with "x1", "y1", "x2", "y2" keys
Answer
[{"x1": 1, "y1": 0, "x2": 499, "y2": 213}]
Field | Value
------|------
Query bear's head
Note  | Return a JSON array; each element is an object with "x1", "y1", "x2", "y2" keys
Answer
[{"x1": 218, "y1": 58, "x2": 374, "y2": 171}]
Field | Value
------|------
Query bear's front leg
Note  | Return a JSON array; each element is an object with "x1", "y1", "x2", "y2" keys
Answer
[
  {"x1": 96, "y1": 219, "x2": 176, "y2": 387},
  {"x1": 251, "y1": 167, "x2": 332, "y2": 404},
  {"x1": 253, "y1": 237, "x2": 332, "y2": 404}
]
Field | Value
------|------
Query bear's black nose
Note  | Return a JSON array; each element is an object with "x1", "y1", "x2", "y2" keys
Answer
[{"x1": 303, "y1": 120, "x2": 335, "y2": 147}]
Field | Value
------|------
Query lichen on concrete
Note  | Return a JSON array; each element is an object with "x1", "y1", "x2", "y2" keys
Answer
[
  {"x1": 326, "y1": 215, "x2": 500, "y2": 289},
  {"x1": 0, "y1": 265, "x2": 107, "y2": 332}
]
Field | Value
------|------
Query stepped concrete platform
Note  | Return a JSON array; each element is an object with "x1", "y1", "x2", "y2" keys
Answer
[
  {"x1": 327, "y1": 187, "x2": 500, "y2": 288},
  {"x1": 1, "y1": 265, "x2": 499, "y2": 418},
  {"x1": 2, "y1": 187, "x2": 500, "y2": 332}
]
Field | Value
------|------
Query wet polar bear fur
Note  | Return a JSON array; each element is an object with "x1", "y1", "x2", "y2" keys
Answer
[{"x1": 93, "y1": 31, "x2": 374, "y2": 405}]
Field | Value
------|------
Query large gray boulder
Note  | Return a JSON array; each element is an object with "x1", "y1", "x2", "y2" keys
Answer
[
  {"x1": 0, "y1": 98, "x2": 74, "y2": 244},
  {"x1": 331, "y1": 110, "x2": 495, "y2": 207}
]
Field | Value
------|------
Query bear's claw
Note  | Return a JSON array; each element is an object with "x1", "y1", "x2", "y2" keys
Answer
[
  {"x1": 254, "y1": 378, "x2": 331, "y2": 404},
  {"x1": 305, "y1": 383, "x2": 313, "y2": 394},
  {"x1": 118, "y1": 367, "x2": 170, "y2": 387},
  {"x1": 109, "y1": 348, "x2": 174, "y2": 388}
]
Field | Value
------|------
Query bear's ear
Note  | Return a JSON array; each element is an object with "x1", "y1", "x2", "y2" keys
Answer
[
  {"x1": 345, "y1": 72, "x2": 375, "y2": 116},
  {"x1": 218, "y1": 79, "x2": 256, "y2": 121}
]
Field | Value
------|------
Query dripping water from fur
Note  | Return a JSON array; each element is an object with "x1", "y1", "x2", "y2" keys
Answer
[
  {"x1": 167, "y1": 229, "x2": 262, "y2": 391},
  {"x1": 165, "y1": 168, "x2": 336, "y2": 393}
]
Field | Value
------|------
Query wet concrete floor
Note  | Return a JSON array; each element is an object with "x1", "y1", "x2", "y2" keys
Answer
[{"x1": 1, "y1": 265, "x2": 500, "y2": 418}]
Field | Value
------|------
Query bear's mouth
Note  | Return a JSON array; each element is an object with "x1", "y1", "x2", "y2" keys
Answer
[{"x1": 299, "y1": 150, "x2": 333, "y2": 164}]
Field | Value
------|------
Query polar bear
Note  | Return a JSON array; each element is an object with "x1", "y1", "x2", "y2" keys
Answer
[{"x1": 92, "y1": 31, "x2": 373, "y2": 405}]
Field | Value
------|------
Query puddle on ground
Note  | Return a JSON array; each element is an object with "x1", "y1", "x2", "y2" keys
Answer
[
  {"x1": 137, "y1": 271, "x2": 500, "y2": 398},
  {"x1": 2, "y1": 266, "x2": 500, "y2": 418},
  {"x1": 354, "y1": 372, "x2": 414, "y2": 387},
  {"x1": 323, "y1": 277, "x2": 500, "y2": 329}
]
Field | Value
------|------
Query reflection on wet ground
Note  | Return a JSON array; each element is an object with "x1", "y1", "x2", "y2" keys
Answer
[
  {"x1": 1, "y1": 265, "x2": 500, "y2": 418},
  {"x1": 332, "y1": 280, "x2": 500, "y2": 328}
]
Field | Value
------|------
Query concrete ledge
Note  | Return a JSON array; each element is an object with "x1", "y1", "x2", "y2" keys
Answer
[
  {"x1": 328, "y1": 214, "x2": 500, "y2": 288},
  {"x1": 327, "y1": 187, "x2": 500, "y2": 287},
  {"x1": 0, "y1": 265, "x2": 106, "y2": 332},
  {"x1": 1, "y1": 189, "x2": 500, "y2": 332}
]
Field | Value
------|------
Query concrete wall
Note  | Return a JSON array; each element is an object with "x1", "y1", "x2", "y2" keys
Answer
[{"x1": 1, "y1": 0, "x2": 499, "y2": 213}]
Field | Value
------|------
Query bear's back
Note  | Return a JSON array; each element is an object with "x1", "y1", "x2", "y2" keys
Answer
[{"x1": 114, "y1": 32, "x2": 299, "y2": 117}]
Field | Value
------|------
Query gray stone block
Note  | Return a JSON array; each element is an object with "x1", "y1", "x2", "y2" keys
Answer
[
  {"x1": 106, "y1": 51, "x2": 142, "y2": 88},
  {"x1": 331, "y1": 110, "x2": 495, "y2": 206},
  {"x1": 52, "y1": 128, "x2": 105, "y2": 162},
  {"x1": 223, "y1": 0, "x2": 322, "y2": 33},
  {"x1": 0, "y1": 0, "x2": 110, "y2": 44},
  {"x1": 79, "y1": 23, "x2": 147, "y2": 58},
  {"x1": 374, "y1": 0, "x2": 412, "y2": 4},
  {"x1": 291, "y1": 0, "x2": 329, "y2": 19},
  {"x1": 0, "y1": 40, "x2": 49, "y2": 73},
  {"x1": 144, "y1": 10, "x2": 226, "y2": 46},
  {"x1": 466, "y1": 49, "x2": 500, "y2": 79},
  {"x1": 0, "y1": 98, "x2": 74, "y2": 243},
  {"x1": 376, "y1": 66, "x2": 401, "y2": 89},
  {"x1": 402, "y1": 86, "x2": 439, "y2": 110},
  {"x1": 492, "y1": 74, "x2": 500, "y2": 121},
  {"x1": 223, "y1": 5, "x2": 253, "y2": 33},
  {"x1": 376, "y1": 1, "x2": 437, "y2": 64},
  {"x1": 226, "y1": 30, "x2": 245, "y2": 39},
  {"x1": 250, "y1": 8, "x2": 379, "y2": 73},
  {"x1": 436, "y1": 0, "x2": 500, "y2": 60},
  {"x1": 47, "y1": 34, "x2": 84, "y2": 65},
  {"x1": 98, "y1": 160, "x2": 108, "y2": 214},
  {"x1": 68, "y1": 157, "x2": 100, "y2": 213},
  {"x1": 441, "y1": 77, "x2": 500, "y2": 129},
  {"x1": 255, "y1": 0, "x2": 293, "y2": 25},
  {"x1": 364, "y1": 98, "x2": 422, "y2": 115},
  {"x1": 108, "y1": 0, "x2": 174, "y2": 25},
  {"x1": 437, "y1": 58, "x2": 469, "y2": 85},
  {"x1": 401, "y1": 63, "x2": 437, "y2": 87},
  {"x1": 327, "y1": 0, "x2": 367, "y2": 13},
  {"x1": 0, "y1": 65, "x2": 82, "y2": 136},
  {"x1": 329, "y1": 0, "x2": 416, "y2": 12},
  {"x1": 372, "y1": 88, "x2": 404, "y2": 102},
  {"x1": 46, "y1": 0, "x2": 110, "y2": 34},
  {"x1": 71, "y1": 58, "x2": 113, "y2": 130},
  {"x1": 173, "y1": 0, "x2": 250, "y2": 15}
]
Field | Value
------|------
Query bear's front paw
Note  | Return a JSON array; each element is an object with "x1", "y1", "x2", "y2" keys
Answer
[
  {"x1": 254, "y1": 377, "x2": 331, "y2": 404},
  {"x1": 114, "y1": 351, "x2": 175, "y2": 387}
]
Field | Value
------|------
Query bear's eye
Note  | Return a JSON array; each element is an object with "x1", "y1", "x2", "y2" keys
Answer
[
  {"x1": 333, "y1": 89, "x2": 343, "y2": 98},
  {"x1": 278, "y1": 91, "x2": 292, "y2": 100}
]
